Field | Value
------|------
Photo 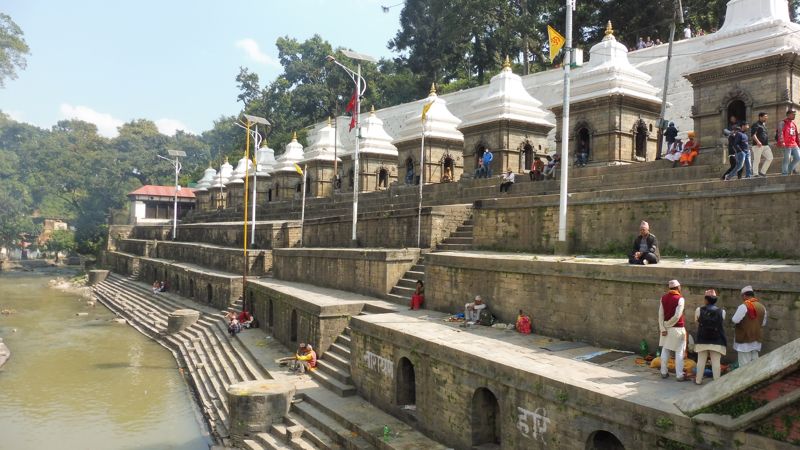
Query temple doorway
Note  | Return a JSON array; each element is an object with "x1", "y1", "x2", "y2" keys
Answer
[
  {"x1": 442, "y1": 156, "x2": 454, "y2": 182},
  {"x1": 586, "y1": 430, "x2": 625, "y2": 450},
  {"x1": 189, "y1": 279, "x2": 195, "y2": 299},
  {"x1": 267, "y1": 299, "x2": 274, "y2": 328},
  {"x1": 577, "y1": 127, "x2": 591, "y2": 161},
  {"x1": 727, "y1": 99, "x2": 747, "y2": 126},
  {"x1": 634, "y1": 120, "x2": 648, "y2": 159},
  {"x1": 523, "y1": 143, "x2": 534, "y2": 170},
  {"x1": 290, "y1": 309, "x2": 298, "y2": 342},
  {"x1": 471, "y1": 387, "x2": 501, "y2": 446},
  {"x1": 378, "y1": 168, "x2": 388, "y2": 188},
  {"x1": 396, "y1": 357, "x2": 416, "y2": 406},
  {"x1": 206, "y1": 283, "x2": 213, "y2": 304}
]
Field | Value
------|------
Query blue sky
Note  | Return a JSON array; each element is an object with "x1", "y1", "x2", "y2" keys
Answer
[{"x1": 0, "y1": 0, "x2": 402, "y2": 137}]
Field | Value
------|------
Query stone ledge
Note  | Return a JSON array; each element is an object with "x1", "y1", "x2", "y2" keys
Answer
[
  {"x1": 273, "y1": 247, "x2": 419, "y2": 263},
  {"x1": 426, "y1": 252, "x2": 800, "y2": 292}
]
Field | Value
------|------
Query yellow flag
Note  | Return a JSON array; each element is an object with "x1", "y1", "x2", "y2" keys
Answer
[
  {"x1": 421, "y1": 101, "x2": 434, "y2": 123},
  {"x1": 294, "y1": 163, "x2": 303, "y2": 175},
  {"x1": 547, "y1": 25, "x2": 565, "y2": 62}
]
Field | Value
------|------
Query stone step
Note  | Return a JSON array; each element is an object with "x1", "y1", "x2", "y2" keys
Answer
[
  {"x1": 320, "y1": 348, "x2": 350, "y2": 372},
  {"x1": 410, "y1": 264, "x2": 426, "y2": 273},
  {"x1": 463, "y1": 219, "x2": 474, "y2": 226},
  {"x1": 436, "y1": 243, "x2": 472, "y2": 251},
  {"x1": 308, "y1": 367, "x2": 356, "y2": 397},
  {"x1": 335, "y1": 333, "x2": 352, "y2": 347},
  {"x1": 403, "y1": 270, "x2": 425, "y2": 280},
  {"x1": 268, "y1": 422, "x2": 319, "y2": 450},
  {"x1": 449, "y1": 231, "x2": 473, "y2": 238},
  {"x1": 442, "y1": 237, "x2": 473, "y2": 245},
  {"x1": 395, "y1": 278, "x2": 419, "y2": 289},
  {"x1": 390, "y1": 286, "x2": 415, "y2": 297},
  {"x1": 316, "y1": 359, "x2": 353, "y2": 385},
  {"x1": 328, "y1": 342, "x2": 351, "y2": 359},
  {"x1": 384, "y1": 293, "x2": 411, "y2": 305},
  {"x1": 242, "y1": 439, "x2": 264, "y2": 450},
  {"x1": 291, "y1": 400, "x2": 371, "y2": 449},
  {"x1": 456, "y1": 225, "x2": 474, "y2": 233},
  {"x1": 280, "y1": 415, "x2": 338, "y2": 450}
]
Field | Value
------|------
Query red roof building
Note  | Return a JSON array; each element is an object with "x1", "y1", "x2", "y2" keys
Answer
[{"x1": 128, "y1": 185, "x2": 196, "y2": 225}]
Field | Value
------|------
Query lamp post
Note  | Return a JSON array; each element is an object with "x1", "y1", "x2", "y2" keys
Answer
[
  {"x1": 326, "y1": 50, "x2": 375, "y2": 247},
  {"x1": 235, "y1": 116, "x2": 271, "y2": 246},
  {"x1": 237, "y1": 114, "x2": 270, "y2": 297},
  {"x1": 557, "y1": 0, "x2": 574, "y2": 247},
  {"x1": 156, "y1": 150, "x2": 186, "y2": 241}
]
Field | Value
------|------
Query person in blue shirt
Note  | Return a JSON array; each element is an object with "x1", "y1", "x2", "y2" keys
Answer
[
  {"x1": 482, "y1": 149, "x2": 494, "y2": 178},
  {"x1": 725, "y1": 123, "x2": 753, "y2": 180}
]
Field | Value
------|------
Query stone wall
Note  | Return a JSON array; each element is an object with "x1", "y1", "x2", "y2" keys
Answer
[
  {"x1": 107, "y1": 225, "x2": 135, "y2": 251},
  {"x1": 118, "y1": 239, "x2": 156, "y2": 257},
  {"x1": 348, "y1": 314, "x2": 769, "y2": 450},
  {"x1": 302, "y1": 205, "x2": 471, "y2": 249},
  {"x1": 425, "y1": 252, "x2": 800, "y2": 356},
  {"x1": 460, "y1": 120, "x2": 553, "y2": 175},
  {"x1": 245, "y1": 280, "x2": 364, "y2": 357},
  {"x1": 472, "y1": 176, "x2": 800, "y2": 258},
  {"x1": 273, "y1": 248, "x2": 420, "y2": 298},
  {"x1": 105, "y1": 251, "x2": 242, "y2": 309},
  {"x1": 153, "y1": 241, "x2": 271, "y2": 276},
  {"x1": 132, "y1": 221, "x2": 300, "y2": 249}
]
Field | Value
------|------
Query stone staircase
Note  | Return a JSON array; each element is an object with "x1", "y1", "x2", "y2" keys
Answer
[
  {"x1": 386, "y1": 257, "x2": 426, "y2": 306},
  {"x1": 92, "y1": 273, "x2": 267, "y2": 444},
  {"x1": 309, "y1": 327, "x2": 356, "y2": 397},
  {"x1": 436, "y1": 216, "x2": 474, "y2": 251}
]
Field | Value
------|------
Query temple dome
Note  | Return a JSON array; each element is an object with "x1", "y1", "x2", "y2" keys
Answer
[
  {"x1": 255, "y1": 143, "x2": 276, "y2": 176},
  {"x1": 227, "y1": 157, "x2": 254, "y2": 185},
  {"x1": 301, "y1": 118, "x2": 343, "y2": 163},
  {"x1": 358, "y1": 108, "x2": 398, "y2": 157},
  {"x1": 558, "y1": 22, "x2": 661, "y2": 106},
  {"x1": 194, "y1": 164, "x2": 217, "y2": 191},
  {"x1": 394, "y1": 84, "x2": 464, "y2": 144},
  {"x1": 209, "y1": 158, "x2": 234, "y2": 188},
  {"x1": 459, "y1": 57, "x2": 554, "y2": 130},
  {"x1": 273, "y1": 132, "x2": 305, "y2": 173}
]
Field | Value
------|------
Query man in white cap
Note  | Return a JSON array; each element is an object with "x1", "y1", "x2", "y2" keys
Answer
[
  {"x1": 658, "y1": 279, "x2": 687, "y2": 381},
  {"x1": 731, "y1": 285, "x2": 767, "y2": 366},
  {"x1": 629, "y1": 220, "x2": 660, "y2": 265}
]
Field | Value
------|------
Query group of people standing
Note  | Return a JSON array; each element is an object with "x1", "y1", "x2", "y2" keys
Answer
[
  {"x1": 722, "y1": 110, "x2": 800, "y2": 180},
  {"x1": 658, "y1": 280, "x2": 767, "y2": 385}
]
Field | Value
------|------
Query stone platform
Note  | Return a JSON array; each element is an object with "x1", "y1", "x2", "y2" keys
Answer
[
  {"x1": 349, "y1": 311, "x2": 788, "y2": 449},
  {"x1": 119, "y1": 239, "x2": 272, "y2": 276},
  {"x1": 425, "y1": 251, "x2": 800, "y2": 356}
]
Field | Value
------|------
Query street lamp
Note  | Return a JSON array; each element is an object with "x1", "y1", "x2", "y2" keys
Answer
[
  {"x1": 327, "y1": 50, "x2": 375, "y2": 246},
  {"x1": 156, "y1": 149, "x2": 186, "y2": 240}
]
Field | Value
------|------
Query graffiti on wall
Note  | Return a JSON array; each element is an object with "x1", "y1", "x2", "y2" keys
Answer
[
  {"x1": 516, "y1": 406, "x2": 550, "y2": 442},
  {"x1": 364, "y1": 351, "x2": 394, "y2": 378}
]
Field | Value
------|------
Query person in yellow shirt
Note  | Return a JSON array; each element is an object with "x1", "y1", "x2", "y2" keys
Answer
[{"x1": 292, "y1": 343, "x2": 317, "y2": 373}]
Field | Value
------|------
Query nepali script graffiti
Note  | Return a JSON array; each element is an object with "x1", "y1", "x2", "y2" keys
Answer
[
  {"x1": 363, "y1": 351, "x2": 394, "y2": 378},
  {"x1": 516, "y1": 406, "x2": 550, "y2": 442}
]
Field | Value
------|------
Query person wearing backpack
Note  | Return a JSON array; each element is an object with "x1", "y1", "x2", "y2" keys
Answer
[{"x1": 694, "y1": 289, "x2": 727, "y2": 385}]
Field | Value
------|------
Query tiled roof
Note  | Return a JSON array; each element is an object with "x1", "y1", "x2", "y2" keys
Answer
[{"x1": 128, "y1": 185, "x2": 196, "y2": 199}]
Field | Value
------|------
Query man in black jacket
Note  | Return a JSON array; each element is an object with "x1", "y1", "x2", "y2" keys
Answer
[{"x1": 628, "y1": 221, "x2": 660, "y2": 265}]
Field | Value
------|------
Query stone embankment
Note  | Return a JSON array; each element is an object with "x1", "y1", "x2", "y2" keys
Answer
[{"x1": 93, "y1": 273, "x2": 444, "y2": 450}]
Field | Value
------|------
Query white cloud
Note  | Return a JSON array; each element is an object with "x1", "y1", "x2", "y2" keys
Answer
[
  {"x1": 155, "y1": 118, "x2": 191, "y2": 136},
  {"x1": 235, "y1": 38, "x2": 280, "y2": 67},
  {"x1": 59, "y1": 104, "x2": 190, "y2": 137},
  {"x1": 59, "y1": 103, "x2": 124, "y2": 137}
]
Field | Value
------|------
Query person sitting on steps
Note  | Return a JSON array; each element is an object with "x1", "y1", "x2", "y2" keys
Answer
[
  {"x1": 628, "y1": 220, "x2": 660, "y2": 265},
  {"x1": 499, "y1": 169, "x2": 515, "y2": 193},
  {"x1": 410, "y1": 280, "x2": 424, "y2": 310}
]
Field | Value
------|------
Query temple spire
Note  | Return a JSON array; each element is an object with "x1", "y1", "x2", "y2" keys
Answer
[
  {"x1": 292, "y1": 131, "x2": 297, "y2": 140},
  {"x1": 503, "y1": 55, "x2": 512, "y2": 70},
  {"x1": 603, "y1": 21, "x2": 615, "y2": 40},
  {"x1": 429, "y1": 82, "x2": 437, "y2": 96}
]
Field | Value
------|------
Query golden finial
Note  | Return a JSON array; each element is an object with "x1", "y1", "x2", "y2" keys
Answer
[
  {"x1": 224, "y1": 156, "x2": 229, "y2": 163},
  {"x1": 292, "y1": 131, "x2": 297, "y2": 140},
  {"x1": 429, "y1": 82, "x2": 437, "y2": 96},
  {"x1": 327, "y1": 116, "x2": 332, "y2": 127},
  {"x1": 370, "y1": 105, "x2": 376, "y2": 116},
  {"x1": 208, "y1": 161, "x2": 213, "y2": 168},
  {"x1": 605, "y1": 21, "x2": 614, "y2": 37},
  {"x1": 503, "y1": 55, "x2": 512, "y2": 70}
]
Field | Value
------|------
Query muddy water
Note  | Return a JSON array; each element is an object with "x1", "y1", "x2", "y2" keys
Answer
[{"x1": 0, "y1": 272, "x2": 210, "y2": 449}]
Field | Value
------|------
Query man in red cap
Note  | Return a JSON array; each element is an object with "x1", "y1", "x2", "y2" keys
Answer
[
  {"x1": 659, "y1": 279, "x2": 687, "y2": 381},
  {"x1": 731, "y1": 285, "x2": 767, "y2": 366}
]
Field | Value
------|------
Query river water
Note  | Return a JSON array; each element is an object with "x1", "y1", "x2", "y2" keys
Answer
[{"x1": 0, "y1": 272, "x2": 210, "y2": 450}]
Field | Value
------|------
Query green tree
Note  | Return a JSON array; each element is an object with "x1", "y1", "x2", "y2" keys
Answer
[
  {"x1": 0, "y1": 13, "x2": 29, "y2": 88},
  {"x1": 45, "y1": 229, "x2": 76, "y2": 255}
]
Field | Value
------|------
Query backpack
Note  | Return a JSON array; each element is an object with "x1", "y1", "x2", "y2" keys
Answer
[
  {"x1": 698, "y1": 307, "x2": 721, "y2": 341},
  {"x1": 776, "y1": 125, "x2": 783, "y2": 143},
  {"x1": 478, "y1": 309, "x2": 495, "y2": 326}
]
